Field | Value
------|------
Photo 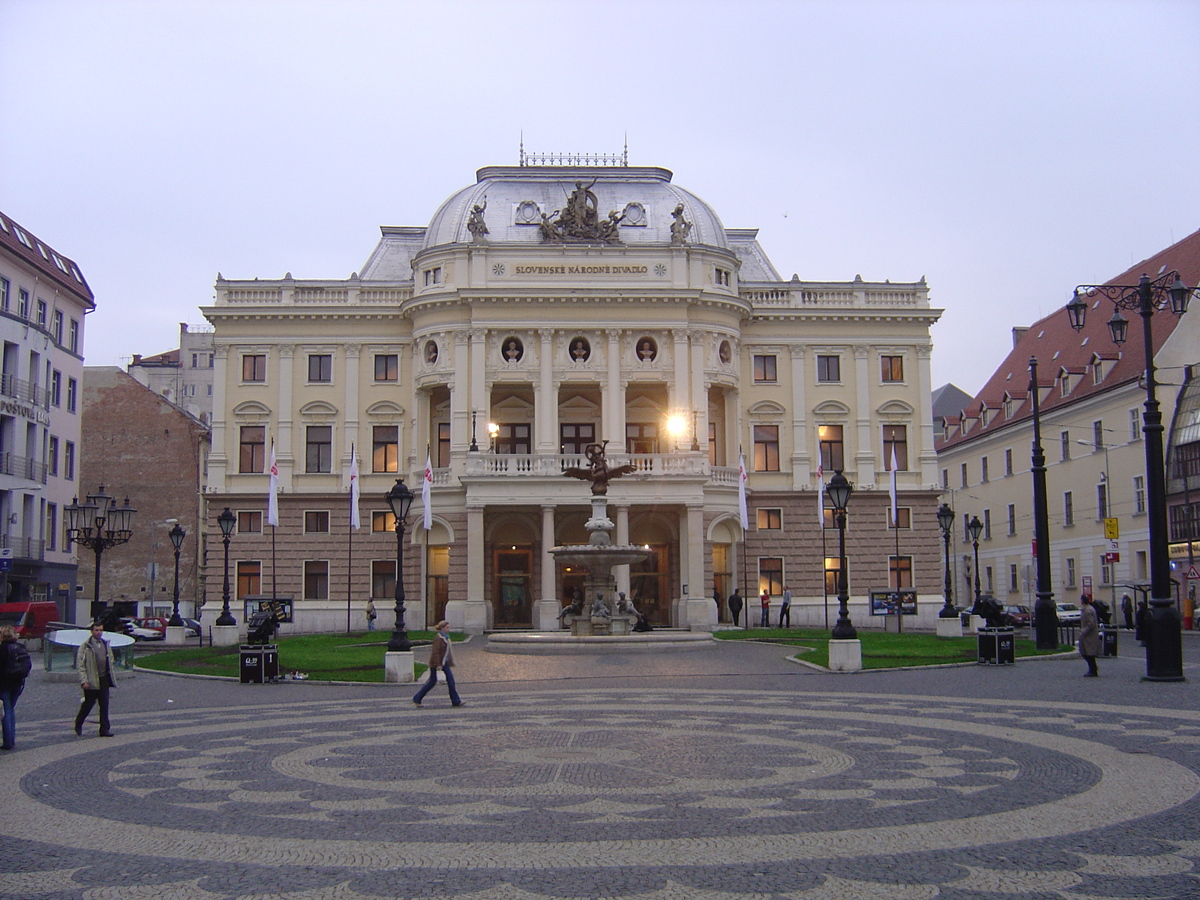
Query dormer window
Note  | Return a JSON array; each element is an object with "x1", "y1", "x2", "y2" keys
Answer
[
  {"x1": 1060, "y1": 372, "x2": 1071, "y2": 397},
  {"x1": 1091, "y1": 359, "x2": 1103, "y2": 384},
  {"x1": 714, "y1": 267, "x2": 731, "y2": 286},
  {"x1": 424, "y1": 267, "x2": 442, "y2": 286}
]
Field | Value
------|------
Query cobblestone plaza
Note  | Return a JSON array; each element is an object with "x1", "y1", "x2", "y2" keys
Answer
[{"x1": 2, "y1": 638, "x2": 1199, "y2": 899}]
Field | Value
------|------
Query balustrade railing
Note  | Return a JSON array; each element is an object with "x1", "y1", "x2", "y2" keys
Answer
[
  {"x1": 0, "y1": 534, "x2": 45, "y2": 560},
  {"x1": 0, "y1": 451, "x2": 47, "y2": 483},
  {"x1": 462, "y1": 452, "x2": 717, "y2": 480},
  {"x1": 0, "y1": 373, "x2": 50, "y2": 407}
]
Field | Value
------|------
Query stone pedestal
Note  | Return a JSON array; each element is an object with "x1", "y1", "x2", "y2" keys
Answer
[
  {"x1": 828, "y1": 639, "x2": 862, "y2": 673},
  {"x1": 969, "y1": 615, "x2": 985, "y2": 632},
  {"x1": 537, "y1": 600, "x2": 563, "y2": 632},
  {"x1": 165, "y1": 626, "x2": 188, "y2": 644},
  {"x1": 211, "y1": 625, "x2": 241, "y2": 647},
  {"x1": 446, "y1": 599, "x2": 488, "y2": 635},
  {"x1": 684, "y1": 598, "x2": 714, "y2": 632},
  {"x1": 936, "y1": 617, "x2": 964, "y2": 638},
  {"x1": 384, "y1": 650, "x2": 415, "y2": 683}
]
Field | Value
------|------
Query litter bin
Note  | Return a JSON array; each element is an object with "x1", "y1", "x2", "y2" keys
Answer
[
  {"x1": 1101, "y1": 626, "x2": 1119, "y2": 658},
  {"x1": 977, "y1": 626, "x2": 1015, "y2": 666},
  {"x1": 239, "y1": 644, "x2": 279, "y2": 684}
]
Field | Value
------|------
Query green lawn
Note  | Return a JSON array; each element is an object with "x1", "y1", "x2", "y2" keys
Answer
[
  {"x1": 135, "y1": 631, "x2": 454, "y2": 682},
  {"x1": 714, "y1": 628, "x2": 1071, "y2": 670}
]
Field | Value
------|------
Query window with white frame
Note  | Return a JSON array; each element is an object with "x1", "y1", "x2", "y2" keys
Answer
[
  {"x1": 1130, "y1": 408, "x2": 1142, "y2": 440},
  {"x1": 1007, "y1": 504, "x2": 1016, "y2": 536},
  {"x1": 1066, "y1": 557, "x2": 1077, "y2": 587},
  {"x1": 1133, "y1": 475, "x2": 1146, "y2": 514},
  {"x1": 1064, "y1": 491, "x2": 1074, "y2": 526}
]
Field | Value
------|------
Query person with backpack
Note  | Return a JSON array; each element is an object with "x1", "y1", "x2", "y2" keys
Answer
[
  {"x1": 0, "y1": 624, "x2": 32, "y2": 750},
  {"x1": 75, "y1": 622, "x2": 117, "y2": 737}
]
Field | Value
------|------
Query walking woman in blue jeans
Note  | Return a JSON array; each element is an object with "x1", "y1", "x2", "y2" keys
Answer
[{"x1": 413, "y1": 620, "x2": 464, "y2": 708}]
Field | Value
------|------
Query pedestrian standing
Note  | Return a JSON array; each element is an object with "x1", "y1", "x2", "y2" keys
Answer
[
  {"x1": 413, "y1": 620, "x2": 464, "y2": 708},
  {"x1": 713, "y1": 588, "x2": 722, "y2": 621},
  {"x1": 728, "y1": 589, "x2": 743, "y2": 627},
  {"x1": 779, "y1": 586, "x2": 791, "y2": 628},
  {"x1": 365, "y1": 598, "x2": 377, "y2": 632},
  {"x1": 1135, "y1": 598, "x2": 1149, "y2": 645},
  {"x1": 1078, "y1": 595, "x2": 1101, "y2": 677},
  {"x1": 1120, "y1": 593, "x2": 1134, "y2": 630},
  {"x1": 760, "y1": 590, "x2": 770, "y2": 627},
  {"x1": 75, "y1": 622, "x2": 117, "y2": 737},
  {"x1": 0, "y1": 625, "x2": 32, "y2": 750}
]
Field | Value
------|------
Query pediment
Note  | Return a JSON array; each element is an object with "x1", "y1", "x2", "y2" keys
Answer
[
  {"x1": 232, "y1": 400, "x2": 272, "y2": 419},
  {"x1": 877, "y1": 399, "x2": 914, "y2": 417},
  {"x1": 813, "y1": 400, "x2": 851, "y2": 417},
  {"x1": 366, "y1": 400, "x2": 405, "y2": 417},
  {"x1": 748, "y1": 400, "x2": 786, "y2": 416},
  {"x1": 299, "y1": 400, "x2": 339, "y2": 418}
]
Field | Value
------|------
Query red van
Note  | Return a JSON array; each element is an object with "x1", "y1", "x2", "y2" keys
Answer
[{"x1": 0, "y1": 601, "x2": 61, "y2": 639}]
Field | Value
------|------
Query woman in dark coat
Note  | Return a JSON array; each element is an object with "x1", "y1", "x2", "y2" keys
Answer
[
  {"x1": 1078, "y1": 595, "x2": 1101, "y2": 677},
  {"x1": 1135, "y1": 598, "x2": 1149, "y2": 646},
  {"x1": 728, "y1": 589, "x2": 743, "y2": 627}
]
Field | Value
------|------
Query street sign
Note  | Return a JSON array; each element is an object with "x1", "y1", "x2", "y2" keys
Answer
[
  {"x1": 1104, "y1": 518, "x2": 1120, "y2": 540},
  {"x1": 0, "y1": 558, "x2": 11, "y2": 573},
  {"x1": 1082, "y1": 575, "x2": 1093, "y2": 591},
  {"x1": 1104, "y1": 552, "x2": 1120, "y2": 563},
  {"x1": 1189, "y1": 566, "x2": 1200, "y2": 580}
]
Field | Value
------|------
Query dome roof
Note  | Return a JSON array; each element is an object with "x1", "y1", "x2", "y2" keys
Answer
[{"x1": 423, "y1": 166, "x2": 729, "y2": 250}]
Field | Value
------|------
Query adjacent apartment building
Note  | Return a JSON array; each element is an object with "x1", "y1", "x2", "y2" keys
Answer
[
  {"x1": 936, "y1": 228, "x2": 1200, "y2": 619},
  {"x1": 0, "y1": 211, "x2": 92, "y2": 613},
  {"x1": 202, "y1": 156, "x2": 945, "y2": 634}
]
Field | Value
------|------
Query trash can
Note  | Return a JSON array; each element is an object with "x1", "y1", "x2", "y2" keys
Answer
[
  {"x1": 239, "y1": 644, "x2": 279, "y2": 684},
  {"x1": 977, "y1": 627, "x2": 1015, "y2": 666},
  {"x1": 1101, "y1": 626, "x2": 1119, "y2": 658}
]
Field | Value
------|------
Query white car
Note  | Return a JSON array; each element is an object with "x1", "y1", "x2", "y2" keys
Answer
[
  {"x1": 1055, "y1": 603, "x2": 1082, "y2": 624},
  {"x1": 119, "y1": 618, "x2": 164, "y2": 641}
]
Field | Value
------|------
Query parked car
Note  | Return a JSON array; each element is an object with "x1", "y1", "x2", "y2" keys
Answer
[
  {"x1": 0, "y1": 601, "x2": 60, "y2": 639},
  {"x1": 137, "y1": 616, "x2": 169, "y2": 634},
  {"x1": 1003, "y1": 605, "x2": 1031, "y2": 627},
  {"x1": 1033, "y1": 603, "x2": 1082, "y2": 626},
  {"x1": 181, "y1": 617, "x2": 202, "y2": 638},
  {"x1": 119, "y1": 617, "x2": 164, "y2": 641}
]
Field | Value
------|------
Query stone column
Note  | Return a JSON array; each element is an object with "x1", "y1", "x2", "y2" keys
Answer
[
  {"x1": 614, "y1": 503, "x2": 631, "y2": 598},
  {"x1": 209, "y1": 344, "x2": 229, "y2": 490},
  {"x1": 916, "y1": 346, "x2": 937, "y2": 484},
  {"x1": 537, "y1": 328, "x2": 557, "y2": 454},
  {"x1": 470, "y1": 328, "x2": 486, "y2": 454},
  {"x1": 452, "y1": 332, "x2": 469, "y2": 454},
  {"x1": 789, "y1": 344, "x2": 810, "y2": 489},
  {"x1": 277, "y1": 346, "x2": 295, "y2": 482},
  {"x1": 537, "y1": 504, "x2": 560, "y2": 630},
  {"x1": 853, "y1": 344, "x2": 875, "y2": 484},
  {"x1": 342, "y1": 344, "x2": 361, "y2": 481},
  {"x1": 605, "y1": 329, "x2": 624, "y2": 446},
  {"x1": 453, "y1": 505, "x2": 487, "y2": 635}
]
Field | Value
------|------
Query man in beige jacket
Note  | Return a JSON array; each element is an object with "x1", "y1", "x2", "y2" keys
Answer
[{"x1": 75, "y1": 622, "x2": 117, "y2": 736}]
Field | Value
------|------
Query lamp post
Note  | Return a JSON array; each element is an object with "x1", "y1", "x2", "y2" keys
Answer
[
  {"x1": 168, "y1": 524, "x2": 186, "y2": 627},
  {"x1": 825, "y1": 470, "x2": 856, "y2": 639},
  {"x1": 1067, "y1": 270, "x2": 1192, "y2": 681},
  {"x1": 469, "y1": 411, "x2": 479, "y2": 452},
  {"x1": 386, "y1": 477, "x2": 415, "y2": 652},
  {"x1": 215, "y1": 508, "x2": 237, "y2": 626},
  {"x1": 487, "y1": 422, "x2": 499, "y2": 453},
  {"x1": 1029, "y1": 357, "x2": 1059, "y2": 648},
  {"x1": 691, "y1": 410, "x2": 701, "y2": 452},
  {"x1": 967, "y1": 515, "x2": 984, "y2": 602},
  {"x1": 65, "y1": 486, "x2": 136, "y2": 621},
  {"x1": 937, "y1": 503, "x2": 957, "y2": 617}
]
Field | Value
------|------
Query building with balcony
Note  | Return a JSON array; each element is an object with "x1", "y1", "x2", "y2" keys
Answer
[
  {"x1": 0, "y1": 210, "x2": 92, "y2": 611},
  {"x1": 127, "y1": 322, "x2": 216, "y2": 425},
  {"x1": 936, "y1": 228, "x2": 1200, "y2": 619},
  {"x1": 202, "y1": 157, "x2": 945, "y2": 634}
]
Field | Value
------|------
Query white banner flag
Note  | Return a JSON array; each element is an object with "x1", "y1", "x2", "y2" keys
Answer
[
  {"x1": 267, "y1": 440, "x2": 279, "y2": 527},
  {"x1": 737, "y1": 452, "x2": 749, "y2": 531},
  {"x1": 422, "y1": 452, "x2": 433, "y2": 531},
  {"x1": 349, "y1": 444, "x2": 360, "y2": 530},
  {"x1": 817, "y1": 462, "x2": 824, "y2": 527},
  {"x1": 889, "y1": 443, "x2": 899, "y2": 526}
]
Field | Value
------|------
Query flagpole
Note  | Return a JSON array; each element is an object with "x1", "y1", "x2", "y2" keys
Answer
[
  {"x1": 738, "y1": 447, "x2": 749, "y2": 630},
  {"x1": 348, "y1": 443, "x2": 361, "y2": 634},
  {"x1": 819, "y1": 464, "x2": 828, "y2": 630},
  {"x1": 346, "y1": 517, "x2": 353, "y2": 634},
  {"x1": 267, "y1": 438, "x2": 279, "y2": 610}
]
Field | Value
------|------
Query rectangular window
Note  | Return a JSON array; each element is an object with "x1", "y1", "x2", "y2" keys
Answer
[
  {"x1": 1009, "y1": 563, "x2": 1019, "y2": 593},
  {"x1": 1097, "y1": 482, "x2": 1108, "y2": 519},
  {"x1": 48, "y1": 436, "x2": 59, "y2": 476},
  {"x1": 69, "y1": 319, "x2": 79, "y2": 353},
  {"x1": 437, "y1": 422, "x2": 451, "y2": 468},
  {"x1": 887, "y1": 507, "x2": 911, "y2": 528},
  {"x1": 753, "y1": 425, "x2": 780, "y2": 472},
  {"x1": 496, "y1": 423, "x2": 531, "y2": 455},
  {"x1": 374, "y1": 353, "x2": 399, "y2": 382},
  {"x1": 980, "y1": 456, "x2": 989, "y2": 483},
  {"x1": 1092, "y1": 420, "x2": 1104, "y2": 449},
  {"x1": 304, "y1": 511, "x2": 330, "y2": 533},
  {"x1": 424, "y1": 267, "x2": 442, "y2": 286},
  {"x1": 625, "y1": 422, "x2": 657, "y2": 454},
  {"x1": 372, "y1": 510, "x2": 397, "y2": 533},
  {"x1": 714, "y1": 267, "x2": 731, "y2": 286},
  {"x1": 560, "y1": 423, "x2": 595, "y2": 456},
  {"x1": 817, "y1": 355, "x2": 841, "y2": 383},
  {"x1": 1008, "y1": 504, "x2": 1016, "y2": 536},
  {"x1": 985, "y1": 566, "x2": 994, "y2": 594},
  {"x1": 1064, "y1": 491, "x2": 1074, "y2": 526},
  {"x1": 50, "y1": 370, "x2": 61, "y2": 406},
  {"x1": 239, "y1": 426, "x2": 266, "y2": 473},
  {"x1": 889, "y1": 555, "x2": 913, "y2": 589},
  {"x1": 883, "y1": 425, "x2": 907, "y2": 470},
  {"x1": 1061, "y1": 431, "x2": 1071, "y2": 461},
  {"x1": 1169, "y1": 502, "x2": 1200, "y2": 542},
  {"x1": 308, "y1": 354, "x2": 332, "y2": 383},
  {"x1": 960, "y1": 463, "x2": 968, "y2": 488},
  {"x1": 372, "y1": 425, "x2": 399, "y2": 473},
  {"x1": 758, "y1": 557, "x2": 783, "y2": 596},
  {"x1": 753, "y1": 355, "x2": 777, "y2": 383},
  {"x1": 46, "y1": 503, "x2": 57, "y2": 551},
  {"x1": 67, "y1": 377, "x2": 77, "y2": 413},
  {"x1": 306, "y1": 426, "x2": 332, "y2": 473},
  {"x1": 304, "y1": 561, "x2": 329, "y2": 600},
  {"x1": 372, "y1": 559, "x2": 396, "y2": 599},
  {"x1": 0, "y1": 277, "x2": 7, "y2": 311},
  {"x1": 237, "y1": 511, "x2": 263, "y2": 533},
  {"x1": 1100, "y1": 561, "x2": 1112, "y2": 585},
  {"x1": 242, "y1": 354, "x2": 266, "y2": 382},
  {"x1": 1130, "y1": 408, "x2": 1142, "y2": 441},
  {"x1": 1005, "y1": 448, "x2": 1013, "y2": 476},
  {"x1": 18, "y1": 289, "x2": 29, "y2": 319},
  {"x1": 236, "y1": 561, "x2": 261, "y2": 600},
  {"x1": 818, "y1": 424, "x2": 843, "y2": 471},
  {"x1": 824, "y1": 555, "x2": 841, "y2": 595},
  {"x1": 36, "y1": 299, "x2": 46, "y2": 327},
  {"x1": 1134, "y1": 475, "x2": 1146, "y2": 514},
  {"x1": 64, "y1": 441, "x2": 75, "y2": 480},
  {"x1": 52, "y1": 310, "x2": 63, "y2": 344},
  {"x1": 880, "y1": 355, "x2": 904, "y2": 382},
  {"x1": 757, "y1": 508, "x2": 782, "y2": 530},
  {"x1": 983, "y1": 508, "x2": 992, "y2": 539},
  {"x1": 941, "y1": 468, "x2": 948, "y2": 489},
  {"x1": 1066, "y1": 557, "x2": 1077, "y2": 588}
]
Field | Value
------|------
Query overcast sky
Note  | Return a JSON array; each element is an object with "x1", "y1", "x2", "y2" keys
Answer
[{"x1": 2, "y1": 0, "x2": 1197, "y2": 396}]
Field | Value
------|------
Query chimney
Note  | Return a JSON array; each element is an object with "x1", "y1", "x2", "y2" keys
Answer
[{"x1": 1012, "y1": 327, "x2": 1029, "y2": 348}]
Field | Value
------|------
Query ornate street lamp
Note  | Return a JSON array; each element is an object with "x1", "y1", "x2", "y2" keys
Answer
[
  {"x1": 168, "y1": 524, "x2": 186, "y2": 627},
  {"x1": 1067, "y1": 271, "x2": 1194, "y2": 681},
  {"x1": 1029, "y1": 357, "x2": 1059, "y2": 649},
  {"x1": 65, "y1": 486, "x2": 136, "y2": 621},
  {"x1": 936, "y1": 503, "x2": 957, "y2": 618},
  {"x1": 215, "y1": 508, "x2": 237, "y2": 626},
  {"x1": 967, "y1": 515, "x2": 984, "y2": 602},
  {"x1": 825, "y1": 470, "x2": 856, "y2": 639},
  {"x1": 386, "y1": 477, "x2": 415, "y2": 652}
]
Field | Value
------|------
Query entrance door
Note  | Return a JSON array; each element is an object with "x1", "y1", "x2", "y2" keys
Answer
[
  {"x1": 630, "y1": 544, "x2": 669, "y2": 624},
  {"x1": 494, "y1": 547, "x2": 532, "y2": 627}
]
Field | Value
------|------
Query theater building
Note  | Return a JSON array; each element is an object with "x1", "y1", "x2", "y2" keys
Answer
[{"x1": 202, "y1": 156, "x2": 944, "y2": 633}]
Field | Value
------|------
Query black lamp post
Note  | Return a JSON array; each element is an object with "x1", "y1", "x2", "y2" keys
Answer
[
  {"x1": 215, "y1": 508, "x2": 237, "y2": 626},
  {"x1": 1067, "y1": 270, "x2": 1193, "y2": 681},
  {"x1": 967, "y1": 515, "x2": 984, "y2": 603},
  {"x1": 936, "y1": 503, "x2": 957, "y2": 618},
  {"x1": 691, "y1": 410, "x2": 701, "y2": 452},
  {"x1": 168, "y1": 523, "x2": 186, "y2": 627},
  {"x1": 469, "y1": 411, "x2": 479, "y2": 452},
  {"x1": 386, "y1": 477, "x2": 415, "y2": 652},
  {"x1": 65, "y1": 486, "x2": 136, "y2": 621},
  {"x1": 1029, "y1": 357, "x2": 1059, "y2": 649},
  {"x1": 825, "y1": 470, "x2": 856, "y2": 639}
]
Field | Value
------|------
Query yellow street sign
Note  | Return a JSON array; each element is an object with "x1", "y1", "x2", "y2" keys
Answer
[{"x1": 1104, "y1": 518, "x2": 1119, "y2": 540}]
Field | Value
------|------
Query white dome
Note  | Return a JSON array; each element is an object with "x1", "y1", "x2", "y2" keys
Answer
[{"x1": 423, "y1": 166, "x2": 728, "y2": 250}]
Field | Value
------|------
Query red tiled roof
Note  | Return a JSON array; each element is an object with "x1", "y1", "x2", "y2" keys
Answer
[
  {"x1": 938, "y1": 227, "x2": 1200, "y2": 449},
  {"x1": 0, "y1": 210, "x2": 94, "y2": 308}
]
